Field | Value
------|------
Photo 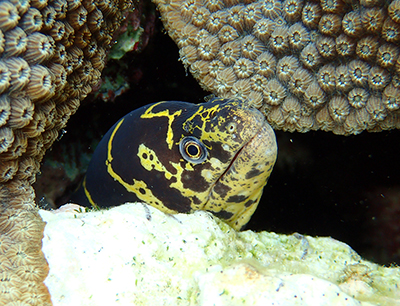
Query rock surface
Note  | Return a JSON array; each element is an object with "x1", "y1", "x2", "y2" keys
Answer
[{"x1": 40, "y1": 203, "x2": 400, "y2": 306}]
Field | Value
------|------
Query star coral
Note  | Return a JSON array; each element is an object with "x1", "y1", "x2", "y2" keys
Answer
[
  {"x1": 0, "y1": 0, "x2": 134, "y2": 304},
  {"x1": 152, "y1": 0, "x2": 400, "y2": 135}
]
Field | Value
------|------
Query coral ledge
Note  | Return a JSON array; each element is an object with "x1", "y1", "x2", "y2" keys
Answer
[{"x1": 40, "y1": 203, "x2": 400, "y2": 306}]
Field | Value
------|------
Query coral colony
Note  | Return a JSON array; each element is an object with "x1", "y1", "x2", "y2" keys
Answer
[
  {"x1": 153, "y1": 0, "x2": 400, "y2": 135},
  {"x1": 0, "y1": 0, "x2": 133, "y2": 304}
]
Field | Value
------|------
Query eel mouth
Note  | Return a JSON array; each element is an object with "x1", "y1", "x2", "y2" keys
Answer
[
  {"x1": 207, "y1": 115, "x2": 274, "y2": 197},
  {"x1": 204, "y1": 113, "x2": 277, "y2": 229},
  {"x1": 218, "y1": 124, "x2": 264, "y2": 182},
  {"x1": 220, "y1": 110, "x2": 272, "y2": 181}
]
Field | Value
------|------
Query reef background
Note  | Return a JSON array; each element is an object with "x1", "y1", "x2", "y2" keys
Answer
[{"x1": 35, "y1": 4, "x2": 400, "y2": 266}]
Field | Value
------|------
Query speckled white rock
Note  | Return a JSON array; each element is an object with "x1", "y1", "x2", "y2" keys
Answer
[{"x1": 40, "y1": 203, "x2": 400, "y2": 306}]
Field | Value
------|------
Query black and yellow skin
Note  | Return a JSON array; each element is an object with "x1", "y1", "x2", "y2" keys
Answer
[{"x1": 71, "y1": 97, "x2": 277, "y2": 230}]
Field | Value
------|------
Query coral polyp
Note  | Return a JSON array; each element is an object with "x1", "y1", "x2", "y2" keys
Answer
[{"x1": 154, "y1": 0, "x2": 400, "y2": 135}]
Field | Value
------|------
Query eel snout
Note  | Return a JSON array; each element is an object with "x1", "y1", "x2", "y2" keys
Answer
[{"x1": 207, "y1": 110, "x2": 278, "y2": 230}]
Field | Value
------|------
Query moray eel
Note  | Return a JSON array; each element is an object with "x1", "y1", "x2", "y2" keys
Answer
[{"x1": 71, "y1": 97, "x2": 277, "y2": 230}]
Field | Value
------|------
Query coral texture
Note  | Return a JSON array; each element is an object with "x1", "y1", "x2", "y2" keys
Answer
[
  {"x1": 0, "y1": 181, "x2": 52, "y2": 305},
  {"x1": 41, "y1": 203, "x2": 400, "y2": 305},
  {"x1": 0, "y1": 0, "x2": 133, "y2": 304},
  {"x1": 153, "y1": 0, "x2": 400, "y2": 135}
]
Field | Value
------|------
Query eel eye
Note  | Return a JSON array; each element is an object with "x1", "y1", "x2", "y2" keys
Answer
[
  {"x1": 226, "y1": 122, "x2": 237, "y2": 134},
  {"x1": 179, "y1": 136, "x2": 208, "y2": 164}
]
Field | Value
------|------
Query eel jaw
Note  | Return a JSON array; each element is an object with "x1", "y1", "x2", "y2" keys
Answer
[{"x1": 205, "y1": 121, "x2": 277, "y2": 230}]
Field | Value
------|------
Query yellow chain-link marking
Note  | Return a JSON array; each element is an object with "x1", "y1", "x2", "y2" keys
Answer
[
  {"x1": 105, "y1": 118, "x2": 176, "y2": 213},
  {"x1": 137, "y1": 143, "x2": 209, "y2": 204},
  {"x1": 82, "y1": 176, "x2": 99, "y2": 210},
  {"x1": 141, "y1": 102, "x2": 182, "y2": 150}
]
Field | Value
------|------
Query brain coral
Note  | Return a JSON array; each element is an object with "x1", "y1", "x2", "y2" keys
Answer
[
  {"x1": 152, "y1": 0, "x2": 400, "y2": 135},
  {"x1": 0, "y1": 0, "x2": 133, "y2": 304}
]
